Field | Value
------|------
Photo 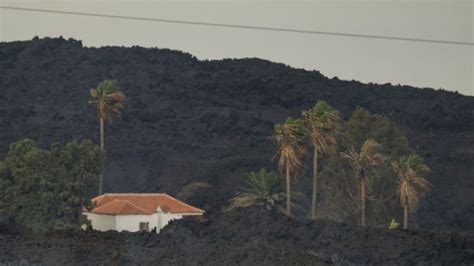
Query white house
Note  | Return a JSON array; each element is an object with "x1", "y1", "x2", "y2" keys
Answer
[{"x1": 82, "y1": 193, "x2": 204, "y2": 233}]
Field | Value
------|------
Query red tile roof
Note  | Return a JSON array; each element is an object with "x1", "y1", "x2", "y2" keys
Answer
[{"x1": 84, "y1": 193, "x2": 204, "y2": 215}]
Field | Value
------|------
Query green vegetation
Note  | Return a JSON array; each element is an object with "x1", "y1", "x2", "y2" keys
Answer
[
  {"x1": 274, "y1": 118, "x2": 307, "y2": 214},
  {"x1": 89, "y1": 79, "x2": 126, "y2": 194},
  {"x1": 389, "y1": 219, "x2": 400, "y2": 229},
  {"x1": 0, "y1": 139, "x2": 103, "y2": 232},
  {"x1": 342, "y1": 106, "x2": 409, "y2": 158},
  {"x1": 176, "y1": 181, "x2": 211, "y2": 201},
  {"x1": 318, "y1": 107, "x2": 420, "y2": 227},
  {"x1": 233, "y1": 104, "x2": 431, "y2": 229},
  {"x1": 0, "y1": 80, "x2": 125, "y2": 232},
  {"x1": 228, "y1": 169, "x2": 286, "y2": 210}
]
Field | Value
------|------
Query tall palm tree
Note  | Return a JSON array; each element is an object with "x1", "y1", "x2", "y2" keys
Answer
[
  {"x1": 342, "y1": 139, "x2": 385, "y2": 226},
  {"x1": 302, "y1": 101, "x2": 340, "y2": 220},
  {"x1": 392, "y1": 154, "x2": 431, "y2": 229},
  {"x1": 90, "y1": 79, "x2": 126, "y2": 194},
  {"x1": 274, "y1": 117, "x2": 307, "y2": 214}
]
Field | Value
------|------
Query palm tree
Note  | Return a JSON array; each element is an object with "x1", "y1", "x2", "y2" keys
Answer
[
  {"x1": 392, "y1": 154, "x2": 431, "y2": 229},
  {"x1": 302, "y1": 101, "x2": 340, "y2": 220},
  {"x1": 342, "y1": 139, "x2": 385, "y2": 226},
  {"x1": 274, "y1": 117, "x2": 307, "y2": 214},
  {"x1": 89, "y1": 79, "x2": 126, "y2": 194},
  {"x1": 228, "y1": 169, "x2": 286, "y2": 210}
]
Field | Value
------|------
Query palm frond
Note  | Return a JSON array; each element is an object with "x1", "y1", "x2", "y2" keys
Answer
[
  {"x1": 90, "y1": 79, "x2": 127, "y2": 123},
  {"x1": 342, "y1": 139, "x2": 385, "y2": 181},
  {"x1": 109, "y1": 102, "x2": 125, "y2": 111},
  {"x1": 89, "y1": 88, "x2": 98, "y2": 98},
  {"x1": 360, "y1": 139, "x2": 385, "y2": 165},
  {"x1": 227, "y1": 169, "x2": 287, "y2": 210},
  {"x1": 302, "y1": 101, "x2": 341, "y2": 156},
  {"x1": 341, "y1": 147, "x2": 362, "y2": 174},
  {"x1": 105, "y1": 91, "x2": 126, "y2": 103},
  {"x1": 96, "y1": 79, "x2": 119, "y2": 96},
  {"x1": 274, "y1": 117, "x2": 307, "y2": 177}
]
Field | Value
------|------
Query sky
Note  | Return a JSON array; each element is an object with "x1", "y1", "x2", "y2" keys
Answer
[{"x1": 1, "y1": 0, "x2": 473, "y2": 96}]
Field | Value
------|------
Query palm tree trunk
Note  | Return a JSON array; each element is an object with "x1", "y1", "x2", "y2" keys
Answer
[
  {"x1": 403, "y1": 205, "x2": 408, "y2": 229},
  {"x1": 360, "y1": 170, "x2": 366, "y2": 227},
  {"x1": 286, "y1": 164, "x2": 291, "y2": 214},
  {"x1": 100, "y1": 116, "x2": 105, "y2": 152},
  {"x1": 98, "y1": 116, "x2": 105, "y2": 195},
  {"x1": 311, "y1": 147, "x2": 318, "y2": 220}
]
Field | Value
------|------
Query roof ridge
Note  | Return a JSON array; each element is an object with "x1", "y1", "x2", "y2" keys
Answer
[
  {"x1": 95, "y1": 199, "x2": 128, "y2": 209},
  {"x1": 117, "y1": 200, "x2": 127, "y2": 213},
  {"x1": 121, "y1": 199, "x2": 153, "y2": 214},
  {"x1": 90, "y1": 193, "x2": 169, "y2": 202},
  {"x1": 91, "y1": 194, "x2": 106, "y2": 202},
  {"x1": 93, "y1": 199, "x2": 152, "y2": 214},
  {"x1": 101, "y1": 193, "x2": 169, "y2": 196}
]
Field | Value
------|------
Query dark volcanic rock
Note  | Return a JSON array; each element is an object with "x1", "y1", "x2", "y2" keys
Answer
[
  {"x1": 0, "y1": 37, "x2": 473, "y2": 233},
  {"x1": 1, "y1": 208, "x2": 473, "y2": 265}
]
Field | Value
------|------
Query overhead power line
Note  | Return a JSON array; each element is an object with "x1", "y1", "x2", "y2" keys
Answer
[{"x1": 1, "y1": 5, "x2": 473, "y2": 46}]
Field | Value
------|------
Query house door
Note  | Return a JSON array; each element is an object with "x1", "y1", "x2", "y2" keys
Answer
[{"x1": 139, "y1": 222, "x2": 149, "y2": 232}]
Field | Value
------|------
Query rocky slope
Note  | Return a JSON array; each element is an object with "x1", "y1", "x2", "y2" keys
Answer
[{"x1": 0, "y1": 37, "x2": 473, "y2": 232}]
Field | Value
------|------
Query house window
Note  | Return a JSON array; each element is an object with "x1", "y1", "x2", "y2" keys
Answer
[{"x1": 139, "y1": 222, "x2": 149, "y2": 232}]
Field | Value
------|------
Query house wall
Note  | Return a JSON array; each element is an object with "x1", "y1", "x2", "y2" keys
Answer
[
  {"x1": 115, "y1": 214, "x2": 158, "y2": 232},
  {"x1": 84, "y1": 212, "x2": 202, "y2": 233},
  {"x1": 84, "y1": 213, "x2": 116, "y2": 231},
  {"x1": 115, "y1": 213, "x2": 190, "y2": 232},
  {"x1": 157, "y1": 213, "x2": 182, "y2": 232},
  {"x1": 158, "y1": 212, "x2": 203, "y2": 232}
]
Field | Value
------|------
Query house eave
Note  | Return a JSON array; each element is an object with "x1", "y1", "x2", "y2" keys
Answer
[{"x1": 82, "y1": 211, "x2": 204, "y2": 216}]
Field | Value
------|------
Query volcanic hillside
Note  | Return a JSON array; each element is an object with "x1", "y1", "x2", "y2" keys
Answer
[{"x1": 0, "y1": 37, "x2": 473, "y2": 231}]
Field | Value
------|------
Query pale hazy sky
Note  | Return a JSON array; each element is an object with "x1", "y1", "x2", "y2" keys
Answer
[{"x1": 1, "y1": 0, "x2": 473, "y2": 95}]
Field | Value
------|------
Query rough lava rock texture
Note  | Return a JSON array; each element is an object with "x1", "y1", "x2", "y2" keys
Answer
[
  {"x1": 0, "y1": 37, "x2": 473, "y2": 234},
  {"x1": 1, "y1": 208, "x2": 473, "y2": 265}
]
